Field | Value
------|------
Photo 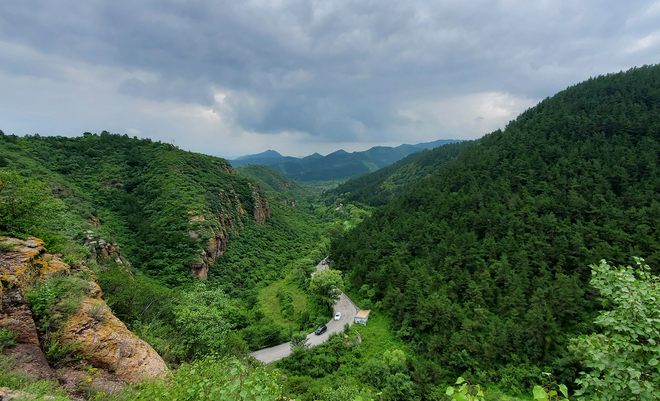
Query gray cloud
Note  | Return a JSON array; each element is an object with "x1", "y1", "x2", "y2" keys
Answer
[{"x1": 0, "y1": 0, "x2": 659, "y2": 155}]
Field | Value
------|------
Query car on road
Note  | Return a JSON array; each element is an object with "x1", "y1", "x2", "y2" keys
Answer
[
  {"x1": 315, "y1": 325, "x2": 327, "y2": 335},
  {"x1": 334, "y1": 312, "x2": 341, "y2": 321}
]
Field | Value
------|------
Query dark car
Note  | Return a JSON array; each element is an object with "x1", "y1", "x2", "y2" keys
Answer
[{"x1": 314, "y1": 325, "x2": 327, "y2": 335}]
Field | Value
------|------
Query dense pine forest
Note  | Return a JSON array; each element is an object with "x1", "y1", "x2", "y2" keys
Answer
[
  {"x1": 1, "y1": 64, "x2": 660, "y2": 400},
  {"x1": 332, "y1": 64, "x2": 660, "y2": 394}
]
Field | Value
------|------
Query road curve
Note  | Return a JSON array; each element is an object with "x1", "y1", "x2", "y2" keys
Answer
[{"x1": 249, "y1": 258, "x2": 360, "y2": 364}]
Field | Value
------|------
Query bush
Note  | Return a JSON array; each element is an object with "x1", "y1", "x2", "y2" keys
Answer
[
  {"x1": 0, "y1": 170, "x2": 64, "y2": 236},
  {"x1": 570, "y1": 258, "x2": 660, "y2": 400},
  {"x1": 125, "y1": 356, "x2": 283, "y2": 400},
  {"x1": 0, "y1": 329, "x2": 17, "y2": 353},
  {"x1": 172, "y1": 284, "x2": 231, "y2": 357},
  {"x1": 0, "y1": 354, "x2": 69, "y2": 399},
  {"x1": 26, "y1": 272, "x2": 90, "y2": 331}
]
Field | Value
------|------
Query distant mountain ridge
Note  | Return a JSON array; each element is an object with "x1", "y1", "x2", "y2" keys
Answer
[
  {"x1": 229, "y1": 139, "x2": 462, "y2": 182},
  {"x1": 323, "y1": 140, "x2": 474, "y2": 206}
]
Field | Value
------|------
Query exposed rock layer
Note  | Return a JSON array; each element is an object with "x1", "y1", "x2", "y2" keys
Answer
[{"x1": 0, "y1": 236, "x2": 167, "y2": 384}]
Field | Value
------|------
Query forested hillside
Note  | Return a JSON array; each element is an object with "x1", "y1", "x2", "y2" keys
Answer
[
  {"x1": 324, "y1": 140, "x2": 473, "y2": 206},
  {"x1": 0, "y1": 133, "x2": 325, "y2": 285},
  {"x1": 235, "y1": 163, "x2": 311, "y2": 202},
  {"x1": 0, "y1": 132, "x2": 333, "y2": 367},
  {"x1": 332, "y1": 65, "x2": 660, "y2": 392}
]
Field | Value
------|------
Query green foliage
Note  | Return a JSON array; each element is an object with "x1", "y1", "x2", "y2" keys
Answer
[
  {"x1": 278, "y1": 324, "x2": 416, "y2": 400},
  {"x1": 332, "y1": 64, "x2": 660, "y2": 393},
  {"x1": 234, "y1": 163, "x2": 311, "y2": 201},
  {"x1": 125, "y1": 356, "x2": 284, "y2": 400},
  {"x1": 172, "y1": 284, "x2": 231, "y2": 357},
  {"x1": 317, "y1": 384, "x2": 374, "y2": 401},
  {"x1": 26, "y1": 271, "x2": 91, "y2": 332},
  {"x1": 309, "y1": 269, "x2": 343, "y2": 310},
  {"x1": 0, "y1": 329, "x2": 17, "y2": 353},
  {"x1": 446, "y1": 377, "x2": 486, "y2": 401},
  {"x1": 532, "y1": 381, "x2": 569, "y2": 401},
  {"x1": 0, "y1": 132, "x2": 266, "y2": 283},
  {"x1": 0, "y1": 170, "x2": 64, "y2": 236},
  {"x1": 290, "y1": 331, "x2": 309, "y2": 350},
  {"x1": 276, "y1": 287, "x2": 295, "y2": 319},
  {"x1": 570, "y1": 258, "x2": 660, "y2": 400},
  {"x1": 0, "y1": 354, "x2": 70, "y2": 400},
  {"x1": 44, "y1": 336, "x2": 80, "y2": 364}
]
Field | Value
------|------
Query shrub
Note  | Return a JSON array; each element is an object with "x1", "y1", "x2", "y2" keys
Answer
[
  {"x1": 0, "y1": 170, "x2": 64, "y2": 236},
  {"x1": 0, "y1": 329, "x2": 17, "y2": 353},
  {"x1": 570, "y1": 258, "x2": 660, "y2": 400},
  {"x1": 87, "y1": 301, "x2": 108, "y2": 323},
  {"x1": 0, "y1": 354, "x2": 69, "y2": 399},
  {"x1": 125, "y1": 356, "x2": 283, "y2": 400}
]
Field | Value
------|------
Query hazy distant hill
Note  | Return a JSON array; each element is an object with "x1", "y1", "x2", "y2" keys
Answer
[
  {"x1": 230, "y1": 139, "x2": 461, "y2": 181},
  {"x1": 323, "y1": 140, "x2": 474, "y2": 206}
]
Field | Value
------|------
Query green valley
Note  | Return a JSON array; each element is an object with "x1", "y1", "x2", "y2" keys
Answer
[{"x1": 1, "y1": 64, "x2": 660, "y2": 400}]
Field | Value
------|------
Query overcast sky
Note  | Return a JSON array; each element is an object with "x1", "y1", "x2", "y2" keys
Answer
[{"x1": 1, "y1": 1, "x2": 659, "y2": 158}]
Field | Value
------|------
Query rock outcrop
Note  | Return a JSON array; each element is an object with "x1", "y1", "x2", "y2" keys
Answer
[
  {"x1": 186, "y1": 183, "x2": 271, "y2": 278},
  {"x1": 60, "y1": 298, "x2": 167, "y2": 383},
  {"x1": 0, "y1": 237, "x2": 46, "y2": 346},
  {"x1": 82, "y1": 231, "x2": 131, "y2": 268},
  {"x1": 249, "y1": 183, "x2": 271, "y2": 225},
  {"x1": 0, "y1": 236, "x2": 167, "y2": 384}
]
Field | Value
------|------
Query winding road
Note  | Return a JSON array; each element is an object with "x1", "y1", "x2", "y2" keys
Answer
[{"x1": 249, "y1": 258, "x2": 360, "y2": 364}]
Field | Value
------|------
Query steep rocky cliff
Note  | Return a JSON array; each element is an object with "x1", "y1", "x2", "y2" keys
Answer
[
  {"x1": 250, "y1": 182, "x2": 271, "y2": 225},
  {"x1": 187, "y1": 184, "x2": 271, "y2": 279},
  {"x1": 0, "y1": 236, "x2": 167, "y2": 387}
]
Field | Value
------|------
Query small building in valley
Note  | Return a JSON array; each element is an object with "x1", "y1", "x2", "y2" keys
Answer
[{"x1": 354, "y1": 309, "x2": 371, "y2": 325}]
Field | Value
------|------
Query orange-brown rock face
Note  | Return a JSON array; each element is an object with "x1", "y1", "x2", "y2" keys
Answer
[
  {"x1": 61, "y1": 299, "x2": 167, "y2": 383},
  {"x1": 0, "y1": 236, "x2": 167, "y2": 384},
  {"x1": 249, "y1": 183, "x2": 271, "y2": 225},
  {"x1": 0, "y1": 236, "x2": 45, "y2": 346},
  {"x1": 186, "y1": 183, "x2": 270, "y2": 278}
]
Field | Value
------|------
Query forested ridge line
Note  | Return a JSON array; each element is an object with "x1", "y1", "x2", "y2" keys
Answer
[
  {"x1": 323, "y1": 140, "x2": 474, "y2": 207},
  {"x1": 331, "y1": 64, "x2": 660, "y2": 392}
]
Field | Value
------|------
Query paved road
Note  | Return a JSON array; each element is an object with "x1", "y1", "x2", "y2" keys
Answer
[{"x1": 250, "y1": 258, "x2": 360, "y2": 364}]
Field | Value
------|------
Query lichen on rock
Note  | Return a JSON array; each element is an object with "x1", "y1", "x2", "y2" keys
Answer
[{"x1": 0, "y1": 236, "x2": 167, "y2": 384}]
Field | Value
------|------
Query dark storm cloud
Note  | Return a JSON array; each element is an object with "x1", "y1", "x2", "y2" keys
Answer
[{"x1": 1, "y1": 0, "x2": 659, "y2": 145}]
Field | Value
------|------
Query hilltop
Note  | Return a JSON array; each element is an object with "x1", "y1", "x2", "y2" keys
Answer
[{"x1": 230, "y1": 139, "x2": 462, "y2": 182}]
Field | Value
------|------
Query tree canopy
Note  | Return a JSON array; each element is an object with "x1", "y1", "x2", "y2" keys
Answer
[{"x1": 332, "y1": 64, "x2": 660, "y2": 391}]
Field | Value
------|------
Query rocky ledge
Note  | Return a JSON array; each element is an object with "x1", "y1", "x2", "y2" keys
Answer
[{"x1": 0, "y1": 236, "x2": 167, "y2": 386}]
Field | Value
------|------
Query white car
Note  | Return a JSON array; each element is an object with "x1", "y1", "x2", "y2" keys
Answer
[{"x1": 334, "y1": 312, "x2": 341, "y2": 321}]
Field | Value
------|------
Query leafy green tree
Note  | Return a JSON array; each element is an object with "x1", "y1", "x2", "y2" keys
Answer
[
  {"x1": 570, "y1": 258, "x2": 660, "y2": 400},
  {"x1": 359, "y1": 358, "x2": 390, "y2": 389},
  {"x1": 290, "y1": 331, "x2": 309, "y2": 350},
  {"x1": 383, "y1": 349, "x2": 408, "y2": 374},
  {"x1": 385, "y1": 372, "x2": 416, "y2": 400},
  {"x1": 309, "y1": 269, "x2": 343, "y2": 310},
  {"x1": 317, "y1": 384, "x2": 373, "y2": 401},
  {"x1": 173, "y1": 284, "x2": 231, "y2": 356},
  {"x1": 0, "y1": 171, "x2": 63, "y2": 236}
]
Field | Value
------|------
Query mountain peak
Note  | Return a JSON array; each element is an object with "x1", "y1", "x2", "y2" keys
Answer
[{"x1": 235, "y1": 149, "x2": 282, "y2": 161}]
